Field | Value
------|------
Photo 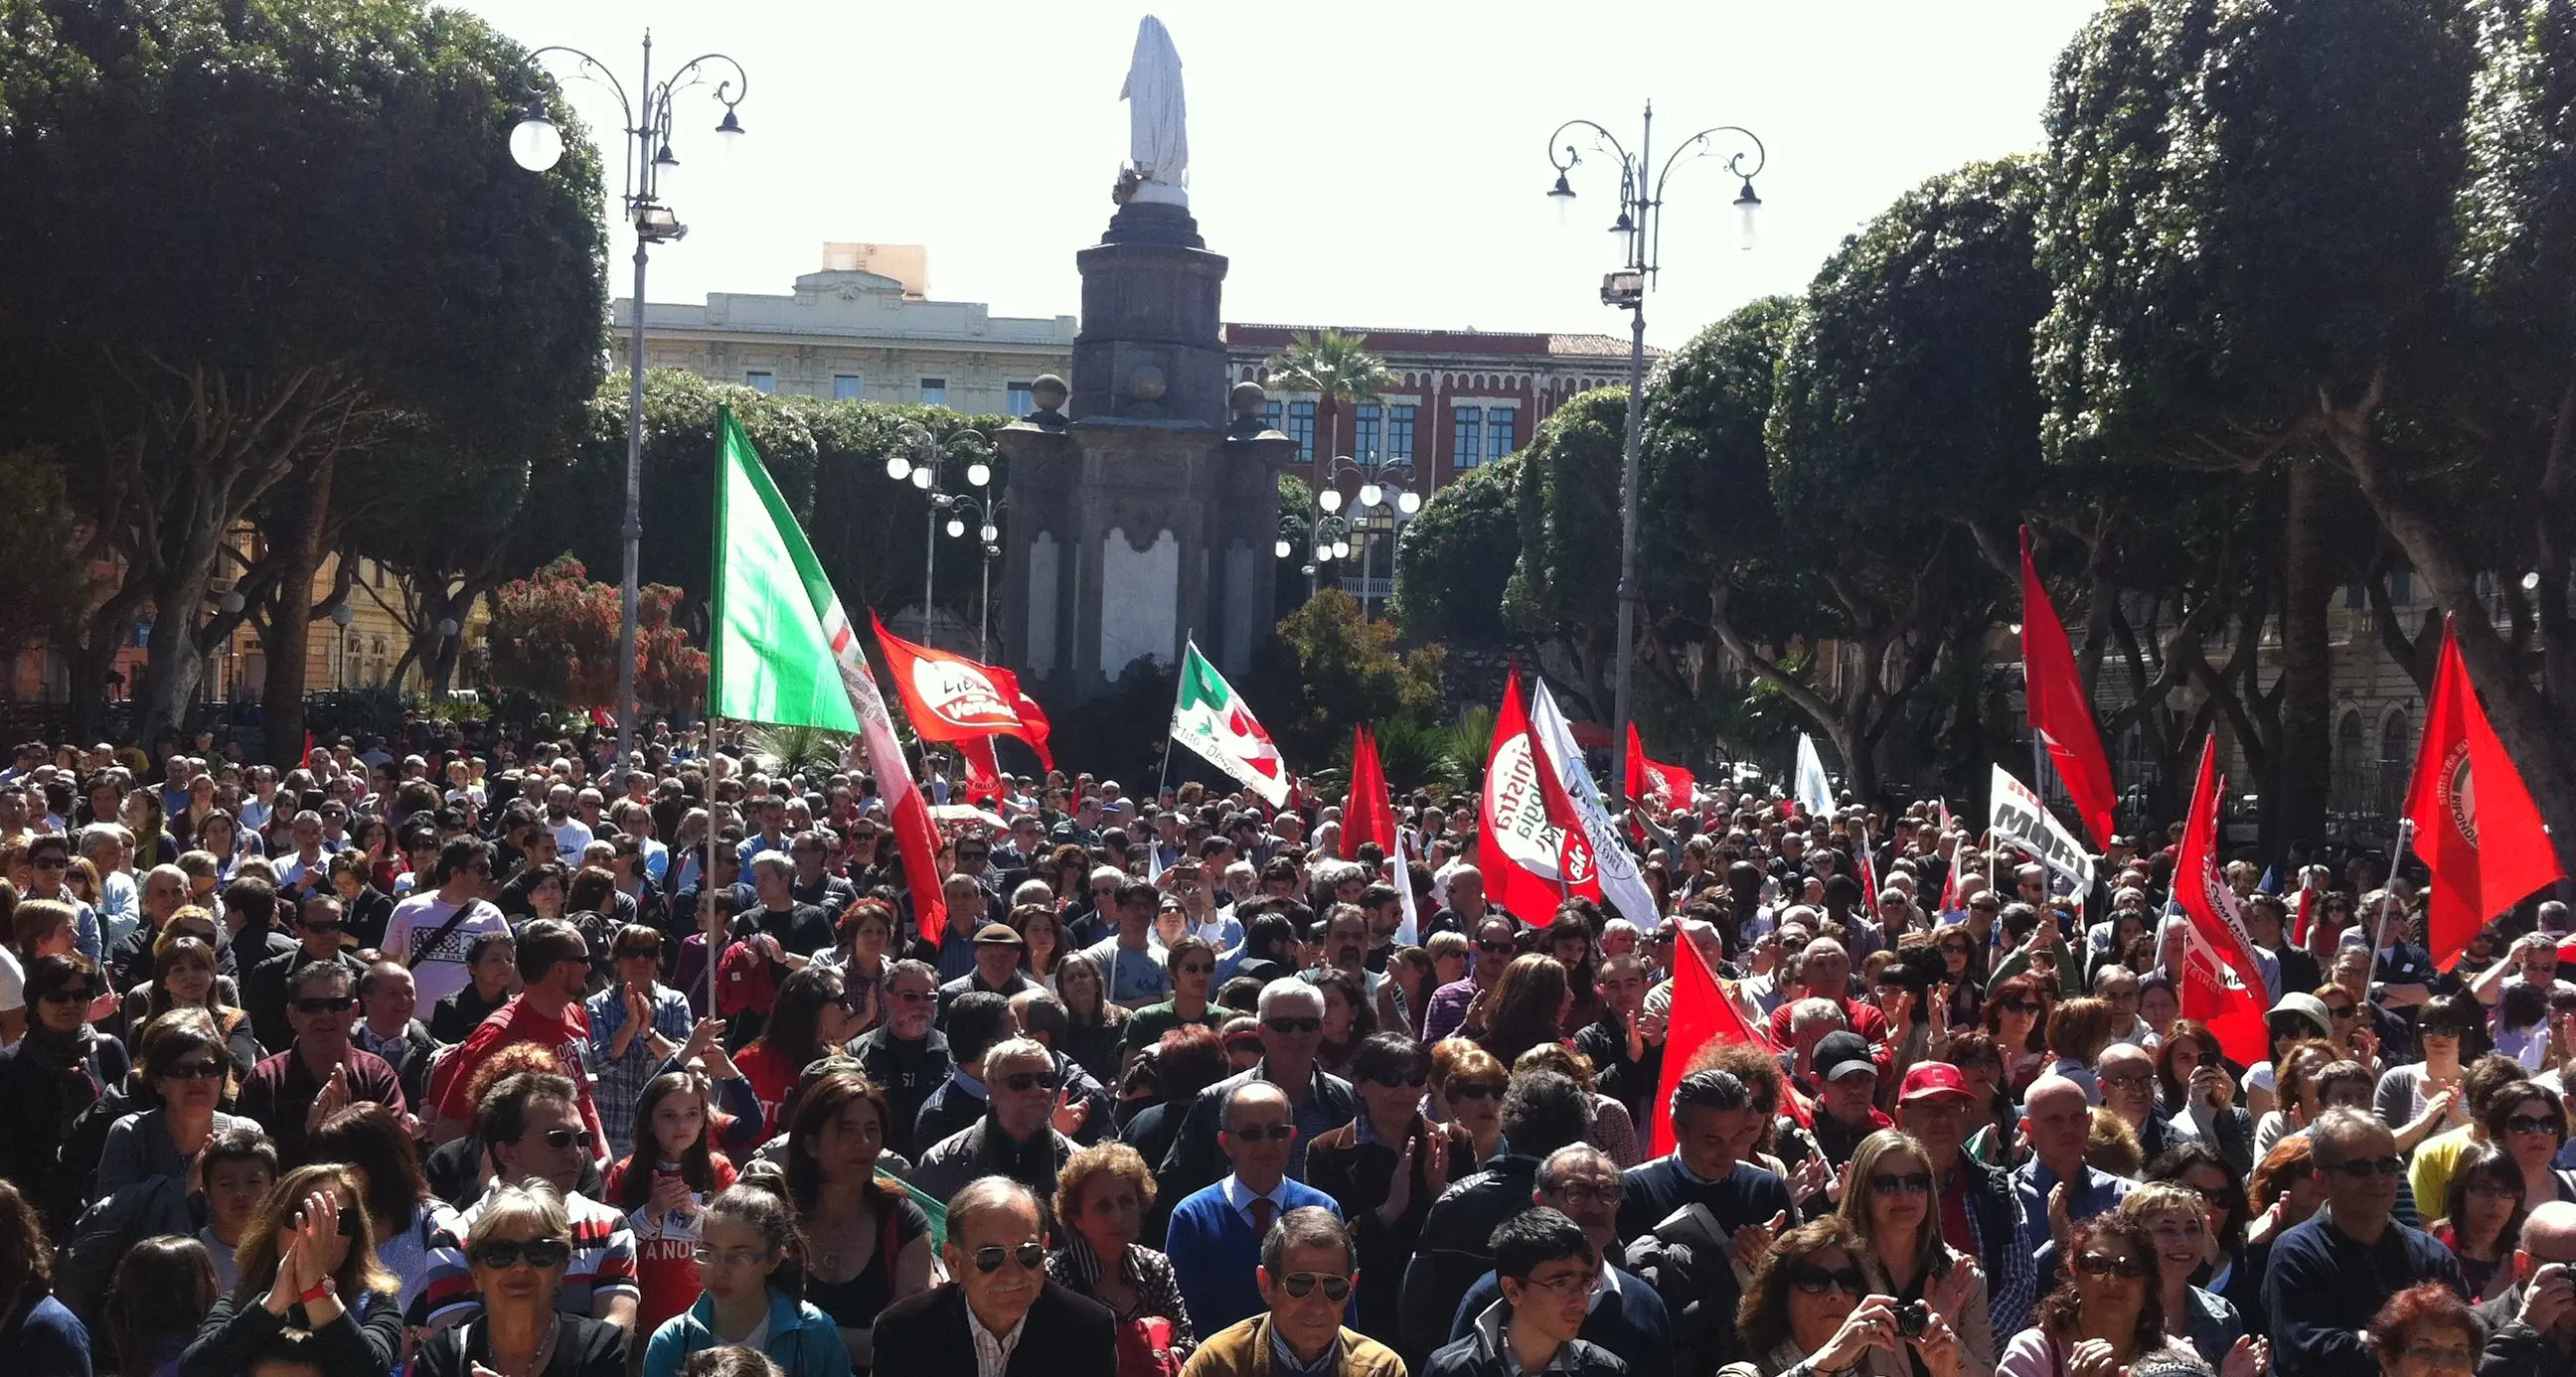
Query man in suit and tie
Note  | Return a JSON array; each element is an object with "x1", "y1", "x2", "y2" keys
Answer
[
  {"x1": 875, "y1": 1176, "x2": 1119, "y2": 1377},
  {"x1": 1166, "y1": 1080, "x2": 1343, "y2": 1335}
]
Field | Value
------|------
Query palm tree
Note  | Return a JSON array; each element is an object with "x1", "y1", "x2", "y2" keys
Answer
[{"x1": 1261, "y1": 329, "x2": 1398, "y2": 466}]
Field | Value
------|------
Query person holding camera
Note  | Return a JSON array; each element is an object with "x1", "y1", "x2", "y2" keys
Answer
[
  {"x1": 1840, "y1": 1131, "x2": 1994, "y2": 1376},
  {"x1": 1719, "y1": 1215, "x2": 1967, "y2": 1377}
]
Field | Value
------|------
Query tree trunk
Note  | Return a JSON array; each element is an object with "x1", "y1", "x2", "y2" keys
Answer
[
  {"x1": 2273, "y1": 460, "x2": 2334, "y2": 863},
  {"x1": 133, "y1": 564, "x2": 213, "y2": 749},
  {"x1": 260, "y1": 458, "x2": 338, "y2": 769}
]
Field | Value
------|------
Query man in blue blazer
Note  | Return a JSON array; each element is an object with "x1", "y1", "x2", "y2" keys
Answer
[{"x1": 1164, "y1": 1079, "x2": 1343, "y2": 1334}]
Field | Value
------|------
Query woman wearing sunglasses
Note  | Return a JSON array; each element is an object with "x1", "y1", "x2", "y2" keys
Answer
[
  {"x1": 97, "y1": 1011, "x2": 251, "y2": 1199},
  {"x1": 1721, "y1": 1215, "x2": 1946, "y2": 1377},
  {"x1": 1837, "y1": 1130, "x2": 1994, "y2": 1375},
  {"x1": 1432, "y1": 1045, "x2": 1509, "y2": 1164},
  {"x1": 177, "y1": 1164, "x2": 403, "y2": 1377},
  {"x1": 413, "y1": 1181, "x2": 630, "y2": 1377},
  {"x1": 1304, "y1": 1033, "x2": 1477, "y2": 1339},
  {"x1": 1996, "y1": 1212, "x2": 2200, "y2": 1377},
  {"x1": 2485, "y1": 1079, "x2": 2576, "y2": 1207},
  {"x1": 0, "y1": 951, "x2": 130, "y2": 1235}
]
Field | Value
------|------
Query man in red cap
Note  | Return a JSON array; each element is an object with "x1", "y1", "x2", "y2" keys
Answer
[{"x1": 1894, "y1": 1062, "x2": 2035, "y2": 1340}]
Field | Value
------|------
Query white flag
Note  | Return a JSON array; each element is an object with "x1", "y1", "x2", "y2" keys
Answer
[
  {"x1": 1391, "y1": 830, "x2": 1422, "y2": 947},
  {"x1": 1988, "y1": 764, "x2": 2097, "y2": 890},
  {"x1": 1795, "y1": 734, "x2": 1836, "y2": 819},
  {"x1": 1528, "y1": 680, "x2": 1664, "y2": 928}
]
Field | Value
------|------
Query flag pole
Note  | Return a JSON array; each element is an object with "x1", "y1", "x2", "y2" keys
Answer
[
  {"x1": 706, "y1": 716, "x2": 723, "y2": 1018},
  {"x1": 2370, "y1": 819, "x2": 2419, "y2": 957},
  {"x1": 1156, "y1": 631, "x2": 1193, "y2": 809}
]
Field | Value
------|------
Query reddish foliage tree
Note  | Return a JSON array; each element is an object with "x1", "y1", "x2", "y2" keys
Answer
[{"x1": 487, "y1": 555, "x2": 708, "y2": 711}]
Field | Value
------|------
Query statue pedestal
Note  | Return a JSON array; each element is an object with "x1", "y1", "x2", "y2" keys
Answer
[{"x1": 998, "y1": 202, "x2": 1290, "y2": 700}]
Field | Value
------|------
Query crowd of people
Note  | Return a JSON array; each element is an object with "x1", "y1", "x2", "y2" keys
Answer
[{"x1": 0, "y1": 723, "x2": 2560, "y2": 1377}]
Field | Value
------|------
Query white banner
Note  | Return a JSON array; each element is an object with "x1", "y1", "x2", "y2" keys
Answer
[
  {"x1": 1988, "y1": 764, "x2": 2097, "y2": 890},
  {"x1": 1529, "y1": 680, "x2": 1664, "y2": 928},
  {"x1": 1796, "y1": 734, "x2": 1836, "y2": 819}
]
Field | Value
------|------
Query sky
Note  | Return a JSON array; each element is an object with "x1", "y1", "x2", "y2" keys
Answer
[{"x1": 452, "y1": 0, "x2": 2096, "y2": 350}]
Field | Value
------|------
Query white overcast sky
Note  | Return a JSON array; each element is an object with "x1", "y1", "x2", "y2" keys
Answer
[{"x1": 451, "y1": 0, "x2": 2093, "y2": 350}]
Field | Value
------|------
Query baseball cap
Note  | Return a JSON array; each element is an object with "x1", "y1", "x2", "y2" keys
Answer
[
  {"x1": 1814, "y1": 1030, "x2": 1876, "y2": 1083},
  {"x1": 972, "y1": 923, "x2": 1026, "y2": 948},
  {"x1": 1899, "y1": 1062, "x2": 1977, "y2": 1106}
]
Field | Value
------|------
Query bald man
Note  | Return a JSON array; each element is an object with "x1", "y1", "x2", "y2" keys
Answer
[
  {"x1": 2011, "y1": 1074, "x2": 2136, "y2": 1271},
  {"x1": 2479, "y1": 1198, "x2": 2576, "y2": 1367}
]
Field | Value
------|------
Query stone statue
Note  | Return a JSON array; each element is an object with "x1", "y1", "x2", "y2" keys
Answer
[{"x1": 1118, "y1": 16, "x2": 1188, "y2": 206}]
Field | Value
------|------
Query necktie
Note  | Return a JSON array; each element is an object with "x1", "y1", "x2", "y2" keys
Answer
[{"x1": 1250, "y1": 1195, "x2": 1277, "y2": 1240}]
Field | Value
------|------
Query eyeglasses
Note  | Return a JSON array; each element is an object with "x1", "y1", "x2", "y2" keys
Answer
[
  {"x1": 294, "y1": 996, "x2": 358, "y2": 1014},
  {"x1": 2466, "y1": 1180, "x2": 2522, "y2": 1200},
  {"x1": 1279, "y1": 1272, "x2": 1352, "y2": 1301},
  {"x1": 2324, "y1": 1003, "x2": 2358, "y2": 1020},
  {"x1": 32, "y1": 855, "x2": 68, "y2": 871},
  {"x1": 1366, "y1": 1072, "x2": 1428, "y2": 1090},
  {"x1": 691, "y1": 1246, "x2": 772, "y2": 1269},
  {"x1": 889, "y1": 988, "x2": 935, "y2": 1004},
  {"x1": 2072, "y1": 1251, "x2": 2152, "y2": 1280},
  {"x1": 472, "y1": 1238, "x2": 572, "y2": 1270},
  {"x1": 1263, "y1": 1017, "x2": 1322, "y2": 1035},
  {"x1": 1447, "y1": 1081, "x2": 1506, "y2": 1102},
  {"x1": 1996, "y1": 999, "x2": 2039, "y2": 1014},
  {"x1": 1869, "y1": 1171, "x2": 1933, "y2": 1196},
  {"x1": 999, "y1": 1071, "x2": 1061, "y2": 1094},
  {"x1": 1228, "y1": 1123, "x2": 1295, "y2": 1143},
  {"x1": 2508, "y1": 1114, "x2": 2563, "y2": 1137},
  {"x1": 2323, "y1": 1154, "x2": 2406, "y2": 1179},
  {"x1": 972, "y1": 1242, "x2": 1046, "y2": 1274},
  {"x1": 2402, "y1": 1343, "x2": 2477, "y2": 1369},
  {"x1": 1549, "y1": 1181, "x2": 1626, "y2": 1207},
  {"x1": 1789, "y1": 1263, "x2": 1867, "y2": 1296},
  {"x1": 1475, "y1": 940, "x2": 1516, "y2": 955},
  {"x1": 38, "y1": 987, "x2": 97, "y2": 1005},
  {"x1": 532, "y1": 1128, "x2": 596, "y2": 1151},
  {"x1": 162, "y1": 1059, "x2": 228, "y2": 1081},
  {"x1": 1523, "y1": 1269, "x2": 1601, "y2": 1299},
  {"x1": 2099, "y1": 1072, "x2": 2155, "y2": 1091}
]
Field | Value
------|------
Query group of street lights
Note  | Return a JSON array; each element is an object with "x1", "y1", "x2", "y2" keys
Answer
[{"x1": 499, "y1": 28, "x2": 1755, "y2": 798}]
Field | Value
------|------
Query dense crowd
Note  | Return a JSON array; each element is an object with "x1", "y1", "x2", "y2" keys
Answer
[{"x1": 0, "y1": 723, "x2": 2554, "y2": 1377}]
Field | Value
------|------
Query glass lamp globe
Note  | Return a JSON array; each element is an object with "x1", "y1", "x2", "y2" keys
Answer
[
  {"x1": 885, "y1": 456, "x2": 910, "y2": 482},
  {"x1": 1318, "y1": 487, "x2": 1344, "y2": 514},
  {"x1": 966, "y1": 461, "x2": 992, "y2": 487},
  {"x1": 1313, "y1": 543, "x2": 1331, "y2": 562},
  {"x1": 1332, "y1": 539, "x2": 1352, "y2": 560},
  {"x1": 910, "y1": 467, "x2": 933, "y2": 491},
  {"x1": 1396, "y1": 490, "x2": 1422, "y2": 515},
  {"x1": 1360, "y1": 482, "x2": 1384, "y2": 508},
  {"x1": 1276, "y1": 539, "x2": 1293, "y2": 559},
  {"x1": 509, "y1": 117, "x2": 564, "y2": 173},
  {"x1": 945, "y1": 518, "x2": 966, "y2": 537},
  {"x1": 979, "y1": 523, "x2": 999, "y2": 542}
]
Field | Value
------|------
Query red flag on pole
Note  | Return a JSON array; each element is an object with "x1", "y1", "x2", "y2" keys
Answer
[
  {"x1": 1623, "y1": 723, "x2": 1696, "y2": 816},
  {"x1": 1343, "y1": 726, "x2": 1396, "y2": 855},
  {"x1": 957, "y1": 735, "x2": 1005, "y2": 807},
  {"x1": 1651, "y1": 923, "x2": 1788, "y2": 1156},
  {"x1": 2020, "y1": 527, "x2": 2118, "y2": 849},
  {"x1": 1478, "y1": 673, "x2": 1602, "y2": 922},
  {"x1": 2174, "y1": 735, "x2": 2272, "y2": 1066},
  {"x1": 2406, "y1": 618, "x2": 2567, "y2": 969},
  {"x1": 869, "y1": 612, "x2": 1054, "y2": 770}
]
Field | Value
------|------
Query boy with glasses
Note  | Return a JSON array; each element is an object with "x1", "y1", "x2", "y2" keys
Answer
[
  {"x1": 1426, "y1": 1207, "x2": 1628, "y2": 1377},
  {"x1": 1447, "y1": 1147, "x2": 1669, "y2": 1377}
]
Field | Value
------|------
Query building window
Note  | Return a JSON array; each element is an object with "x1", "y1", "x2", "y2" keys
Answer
[
  {"x1": 2391, "y1": 568, "x2": 2414, "y2": 605},
  {"x1": 1287, "y1": 400, "x2": 1316, "y2": 461},
  {"x1": 1263, "y1": 400, "x2": 1283, "y2": 434},
  {"x1": 1488, "y1": 406, "x2": 1519, "y2": 462},
  {"x1": 920, "y1": 378, "x2": 947, "y2": 405},
  {"x1": 1007, "y1": 382, "x2": 1035, "y2": 417},
  {"x1": 833, "y1": 374, "x2": 864, "y2": 400},
  {"x1": 1387, "y1": 403, "x2": 1416, "y2": 463},
  {"x1": 744, "y1": 371, "x2": 774, "y2": 393},
  {"x1": 1453, "y1": 407, "x2": 1484, "y2": 469},
  {"x1": 1355, "y1": 403, "x2": 1382, "y2": 462}
]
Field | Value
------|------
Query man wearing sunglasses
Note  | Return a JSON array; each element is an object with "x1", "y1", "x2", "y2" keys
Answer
[
  {"x1": 853, "y1": 960, "x2": 952, "y2": 1161},
  {"x1": 1423, "y1": 915, "x2": 1522, "y2": 1044},
  {"x1": 237, "y1": 960, "x2": 402, "y2": 1166},
  {"x1": 910, "y1": 1037, "x2": 1082, "y2": 1213},
  {"x1": 427, "y1": 918, "x2": 608, "y2": 1156},
  {"x1": 1184, "y1": 1207, "x2": 1403, "y2": 1377},
  {"x1": 1158, "y1": 980, "x2": 1356, "y2": 1204},
  {"x1": 2265, "y1": 1109, "x2": 2464, "y2": 1377},
  {"x1": 242, "y1": 889, "x2": 366, "y2": 1052},
  {"x1": 422, "y1": 1070, "x2": 639, "y2": 1334},
  {"x1": 874, "y1": 1176, "x2": 1117, "y2": 1377},
  {"x1": 1168, "y1": 1080, "x2": 1344, "y2": 1336}
]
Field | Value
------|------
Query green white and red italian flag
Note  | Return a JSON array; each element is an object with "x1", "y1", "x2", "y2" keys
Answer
[
  {"x1": 708, "y1": 406, "x2": 948, "y2": 945},
  {"x1": 1169, "y1": 641, "x2": 1289, "y2": 806}
]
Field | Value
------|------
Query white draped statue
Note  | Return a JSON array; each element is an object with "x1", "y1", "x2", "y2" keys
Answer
[{"x1": 1120, "y1": 16, "x2": 1188, "y2": 204}]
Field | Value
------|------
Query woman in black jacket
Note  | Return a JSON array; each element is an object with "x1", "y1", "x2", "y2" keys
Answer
[
  {"x1": 0, "y1": 952, "x2": 128, "y2": 1236},
  {"x1": 1303, "y1": 1033, "x2": 1476, "y2": 1345},
  {"x1": 181, "y1": 1164, "x2": 405, "y2": 1377}
]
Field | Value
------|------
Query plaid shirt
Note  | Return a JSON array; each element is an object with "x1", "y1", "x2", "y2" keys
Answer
[{"x1": 583, "y1": 984, "x2": 697, "y2": 1160}]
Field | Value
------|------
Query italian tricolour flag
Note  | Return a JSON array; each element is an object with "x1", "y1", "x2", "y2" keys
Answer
[{"x1": 1168, "y1": 641, "x2": 1289, "y2": 807}]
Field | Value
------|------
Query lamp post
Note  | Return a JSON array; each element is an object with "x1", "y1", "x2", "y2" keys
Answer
[
  {"x1": 884, "y1": 425, "x2": 993, "y2": 647},
  {"x1": 510, "y1": 31, "x2": 747, "y2": 782},
  {"x1": 1544, "y1": 101, "x2": 1763, "y2": 803},
  {"x1": 940, "y1": 492, "x2": 1008, "y2": 659},
  {"x1": 1349, "y1": 460, "x2": 1420, "y2": 622}
]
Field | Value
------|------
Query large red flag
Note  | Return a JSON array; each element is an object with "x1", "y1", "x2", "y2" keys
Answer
[
  {"x1": 1478, "y1": 674, "x2": 1602, "y2": 922},
  {"x1": 869, "y1": 613, "x2": 1054, "y2": 769},
  {"x1": 1623, "y1": 723, "x2": 1696, "y2": 816},
  {"x1": 1651, "y1": 924, "x2": 1788, "y2": 1156},
  {"x1": 1343, "y1": 726, "x2": 1396, "y2": 855},
  {"x1": 2407, "y1": 619, "x2": 2567, "y2": 969},
  {"x1": 2174, "y1": 735, "x2": 2271, "y2": 1066},
  {"x1": 2020, "y1": 528, "x2": 2118, "y2": 849}
]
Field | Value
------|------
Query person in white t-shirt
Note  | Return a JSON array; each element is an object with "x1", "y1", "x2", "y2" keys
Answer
[{"x1": 383, "y1": 837, "x2": 511, "y2": 1007}]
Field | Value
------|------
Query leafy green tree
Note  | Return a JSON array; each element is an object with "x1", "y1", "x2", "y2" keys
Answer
[
  {"x1": 1265, "y1": 589, "x2": 1443, "y2": 766},
  {"x1": 1391, "y1": 455, "x2": 1521, "y2": 646},
  {"x1": 1262, "y1": 330, "x2": 1397, "y2": 464},
  {"x1": 1503, "y1": 389, "x2": 1630, "y2": 718},
  {"x1": 0, "y1": 450, "x2": 94, "y2": 667},
  {"x1": 0, "y1": 0, "x2": 608, "y2": 746}
]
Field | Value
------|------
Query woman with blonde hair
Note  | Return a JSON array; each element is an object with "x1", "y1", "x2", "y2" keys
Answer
[
  {"x1": 408, "y1": 1181, "x2": 628, "y2": 1377},
  {"x1": 178, "y1": 1164, "x2": 403, "y2": 1377},
  {"x1": 2119, "y1": 1180, "x2": 2256, "y2": 1373},
  {"x1": 1433, "y1": 1043, "x2": 1509, "y2": 1163},
  {"x1": 1837, "y1": 1129, "x2": 1994, "y2": 1375}
]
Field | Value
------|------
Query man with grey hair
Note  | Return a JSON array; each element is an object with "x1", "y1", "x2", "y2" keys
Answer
[
  {"x1": 1167, "y1": 1080, "x2": 1344, "y2": 1335},
  {"x1": 107, "y1": 859, "x2": 193, "y2": 990},
  {"x1": 83, "y1": 822, "x2": 140, "y2": 949},
  {"x1": 1445, "y1": 1144, "x2": 1675, "y2": 1377},
  {"x1": 2265, "y1": 1108, "x2": 2463, "y2": 1376},
  {"x1": 876, "y1": 1174, "x2": 1117, "y2": 1377},
  {"x1": 911, "y1": 1035, "x2": 1081, "y2": 1210},
  {"x1": 1158, "y1": 977, "x2": 1356, "y2": 1204},
  {"x1": 1184, "y1": 1205, "x2": 1406, "y2": 1377},
  {"x1": 735, "y1": 849, "x2": 834, "y2": 961}
]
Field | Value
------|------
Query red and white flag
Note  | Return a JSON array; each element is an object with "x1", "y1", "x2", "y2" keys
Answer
[
  {"x1": 2021, "y1": 528, "x2": 2119, "y2": 849},
  {"x1": 1343, "y1": 726, "x2": 1396, "y2": 856},
  {"x1": 2406, "y1": 618, "x2": 2567, "y2": 969},
  {"x1": 869, "y1": 613, "x2": 1053, "y2": 770},
  {"x1": 1478, "y1": 673, "x2": 1601, "y2": 922},
  {"x1": 2174, "y1": 735, "x2": 2270, "y2": 1065},
  {"x1": 1623, "y1": 723, "x2": 1696, "y2": 816}
]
